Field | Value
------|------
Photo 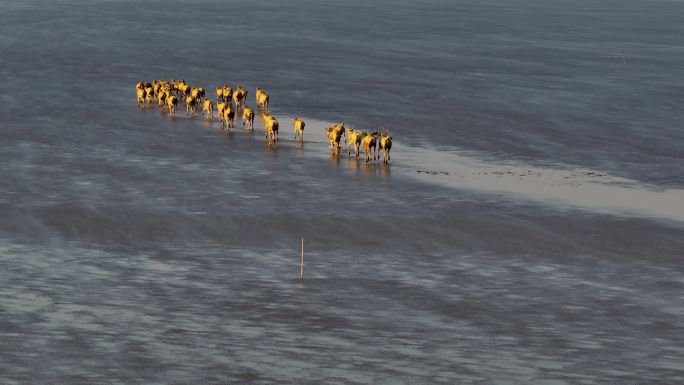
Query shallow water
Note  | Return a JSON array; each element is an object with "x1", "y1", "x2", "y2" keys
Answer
[{"x1": 1, "y1": 0, "x2": 683, "y2": 384}]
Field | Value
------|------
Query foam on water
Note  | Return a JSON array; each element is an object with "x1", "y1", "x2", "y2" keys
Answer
[{"x1": 401, "y1": 147, "x2": 684, "y2": 223}]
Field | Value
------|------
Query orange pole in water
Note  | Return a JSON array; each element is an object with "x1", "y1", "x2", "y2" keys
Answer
[{"x1": 300, "y1": 237, "x2": 304, "y2": 279}]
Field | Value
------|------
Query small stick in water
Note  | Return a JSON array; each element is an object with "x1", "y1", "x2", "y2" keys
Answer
[{"x1": 300, "y1": 237, "x2": 304, "y2": 279}]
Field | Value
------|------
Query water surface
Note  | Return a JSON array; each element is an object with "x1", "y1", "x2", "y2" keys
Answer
[{"x1": 1, "y1": 0, "x2": 683, "y2": 383}]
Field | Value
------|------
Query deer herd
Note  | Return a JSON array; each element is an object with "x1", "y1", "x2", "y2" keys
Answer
[{"x1": 136, "y1": 80, "x2": 392, "y2": 164}]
